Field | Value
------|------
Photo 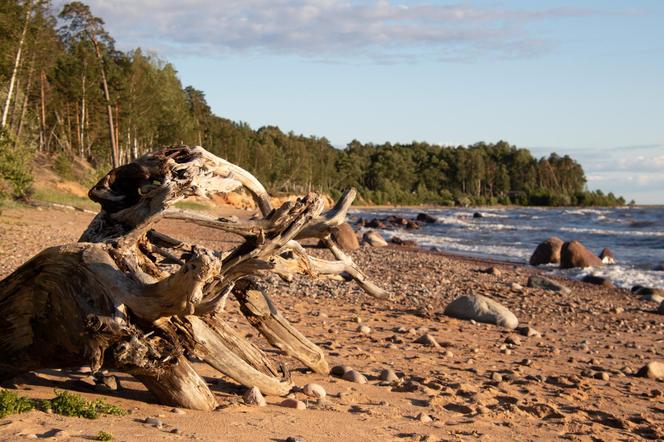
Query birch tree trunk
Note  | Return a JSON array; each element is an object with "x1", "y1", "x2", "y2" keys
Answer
[
  {"x1": 90, "y1": 34, "x2": 118, "y2": 167},
  {"x1": 1, "y1": 0, "x2": 32, "y2": 129}
]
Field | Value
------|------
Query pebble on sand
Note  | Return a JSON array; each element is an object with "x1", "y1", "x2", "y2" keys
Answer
[
  {"x1": 379, "y1": 368, "x2": 400, "y2": 382},
  {"x1": 414, "y1": 333, "x2": 440, "y2": 347},
  {"x1": 302, "y1": 383, "x2": 326, "y2": 399},
  {"x1": 527, "y1": 275, "x2": 571, "y2": 295},
  {"x1": 280, "y1": 398, "x2": 307, "y2": 410},
  {"x1": 637, "y1": 361, "x2": 664, "y2": 379},
  {"x1": 331, "y1": 365, "x2": 352, "y2": 376},
  {"x1": 342, "y1": 370, "x2": 368, "y2": 384},
  {"x1": 243, "y1": 386, "x2": 267, "y2": 407},
  {"x1": 444, "y1": 293, "x2": 519, "y2": 329}
]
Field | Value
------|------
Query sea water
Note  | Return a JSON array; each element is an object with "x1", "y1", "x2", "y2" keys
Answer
[{"x1": 350, "y1": 206, "x2": 664, "y2": 289}]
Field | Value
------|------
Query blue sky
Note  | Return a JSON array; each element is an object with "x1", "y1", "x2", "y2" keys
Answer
[{"x1": 72, "y1": 0, "x2": 663, "y2": 203}]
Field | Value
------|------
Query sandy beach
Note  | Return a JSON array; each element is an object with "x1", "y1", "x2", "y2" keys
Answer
[{"x1": 0, "y1": 206, "x2": 662, "y2": 441}]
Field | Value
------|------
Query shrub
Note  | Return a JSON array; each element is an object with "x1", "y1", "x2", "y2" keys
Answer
[
  {"x1": 0, "y1": 129, "x2": 33, "y2": 199},
  {"x1": 97, "y1": 431, "x2": 113, "y2": 441},
  {"x1": 0, "y1": 389, "x2": 34, "y2": 418},
  {"x1": 42, "y1": 390, "x2": 126, "y2": 419}
]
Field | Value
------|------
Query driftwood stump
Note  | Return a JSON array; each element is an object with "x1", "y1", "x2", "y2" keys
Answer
[{"x1": 0, "y1": 146, "x2": 387, "y2": 410}]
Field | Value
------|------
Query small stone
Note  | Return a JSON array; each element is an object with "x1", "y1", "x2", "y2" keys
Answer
[
  {"x1": 491, "y1": 372, "x2": 503, "y2": 382},
  {"x1": 357, "y1": 325, "x2": 371, "y2": 334},
  {"x1": 505, "y1": 336, "x2": 521, "y2": 346},
  {"x1": 331, "y1": 365, "x2": 352, "y2": 377},
  {"x1": 510, "y1": 283, "x2": 523, "y2": 291},
  {"x1": 243, "y1": 386, "x2": 267, "y2": 406},
  {"x1": 94, "y1": 374, "x2": 118, "y2": 391},
  {"x1": 280, "y1": 398, "x2": 306, "y2": 410},
  {"x1": 594, "y1": 372, "x2": 610, "y2": 381},
  {"x1": 481, "y1": 266, "x2": 501, "y2": 276},
  {"x1": 144, "y1": 417, "x2": 163, "y2": 428},
  {"x1": 379, "y1": 368, "x2": 400, "y2": 382},
  {"x1": 286, "y1": 437, "x2": 306, "y2": 442},
  {"x1": 170, "y1": 428, "x2": 182, "y2": 435},
  {"x1": 582, "y1": 274, "x2": 613, "y2": 287},
  {"x1": 516, "y1": 326, "x2": 541, "y2": 337},
  {"x1": 342, "y1": 370, "x2": 367, "y2": 384},
  {"x1": 414, "y1": 333, "x2": 440, "y2": 347},
  {"x1": 527, "y1": 275, "x2": 571, "y2": 294},
  {"x1": 302, "y1": 383, "x2": 326, "y2": 399},
  {"x1": 171, "y1": 408, "x2": 186, "y2": 415},
  {"x1": 637, "y1": 361, "x2": 664, "y2": 379},
  {"x1": 416, "y1": 412, "x2": 433, "y2": 423}
]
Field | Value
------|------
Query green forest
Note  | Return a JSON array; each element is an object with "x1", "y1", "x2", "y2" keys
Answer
[{"x1": 0, "y1": 1, "x2": 625, "y2": 207}]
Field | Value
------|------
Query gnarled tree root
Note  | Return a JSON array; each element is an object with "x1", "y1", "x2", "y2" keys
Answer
[{"x1": 0, "y1": 145, "x2": 387, "y2": 409}]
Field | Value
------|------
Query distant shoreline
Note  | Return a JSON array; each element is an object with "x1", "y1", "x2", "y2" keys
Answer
[{"x1": 351, "y1": 204, "x2": 663, "y2": 210}]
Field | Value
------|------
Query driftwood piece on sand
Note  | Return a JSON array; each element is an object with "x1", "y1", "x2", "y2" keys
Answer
[{"x1": 0, "y1": 145, "x2": 387, "y2": 410}]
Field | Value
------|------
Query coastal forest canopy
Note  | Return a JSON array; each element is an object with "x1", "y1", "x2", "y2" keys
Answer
[{"x1": 0, "y1": 0, "x2": 625, "y2": 207}]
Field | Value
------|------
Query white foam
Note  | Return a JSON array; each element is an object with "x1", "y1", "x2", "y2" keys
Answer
[
  {"x1": 560, "y1": 226, "x2": 664, "y2": 237},
  {"x1": 559, "y1": 265, "x2": 664, "y2": 289},
  {"x1": 375, "y1": 230, "x2": 530, "y2": 261}
]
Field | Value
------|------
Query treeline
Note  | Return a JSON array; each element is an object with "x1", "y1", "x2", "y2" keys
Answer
[{"x1": 0, "y1": 0, "x2": 625, "y2": 207}]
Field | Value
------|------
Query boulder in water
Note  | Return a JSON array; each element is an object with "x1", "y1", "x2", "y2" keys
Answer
[
  {"x1": 641, "y1": 293, "x2": 664, "y2": 304},
  {"x1": 444, "y1": 294, "x2": 518, "y2": 329},
  {"x1": 366, "y1": 218, "x2": 386, "y2": 229},
  {"x1": 652, "y1": 262, "x2": 664, "y2": 271},
  {"x1": 416, "y1": 213, "x2": 437, "y2": 223},
  {"x1": 473, "y1": 212, "x2": 483, "y2": 219},
  {"x1": 633, "y1": 286, "x2": 664, "y2": 297},
  {"x1": 529, "y1": 236, "x2": 564, "y2": 266},
  {"x1": 599, "y1": 247, "x2": 616, "y2": 264},
  {"x1": 581, "y1": 274, "x2": 613, "y2": 288},
  {"x1": 331, "y1": 223, "x2": 360, "y2": 251},
  {"x1": 560, "y1": 240, "x2": 603, "y2": 269},
  {"x1": 363, "y1": 230, "x2": 388, "y2": 247},
  {"x1": 391, "y1": 236, "x2": 417, "y2": 247}
]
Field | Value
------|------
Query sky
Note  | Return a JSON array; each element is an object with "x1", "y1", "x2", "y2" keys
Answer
[{"x1": 63, "y1": 0, "x2": 664, "y2": 204}]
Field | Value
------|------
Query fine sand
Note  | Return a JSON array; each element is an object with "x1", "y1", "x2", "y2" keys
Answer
[{"x1": 0, "y1": 206, "x2": 662, "y2": 441}]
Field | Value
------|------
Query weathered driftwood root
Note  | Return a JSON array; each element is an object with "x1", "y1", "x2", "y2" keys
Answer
[{"x1": 0, "y1": 145, "x2": 387, "y2": 410}]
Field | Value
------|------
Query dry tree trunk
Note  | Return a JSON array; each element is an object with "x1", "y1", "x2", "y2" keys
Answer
[{"x1": 0, "y1": 145, "x2": 387, "y2": 410}]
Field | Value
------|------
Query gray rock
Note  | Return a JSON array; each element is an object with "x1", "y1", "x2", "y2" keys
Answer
[
  {"x1": 444, "y1": 294, "x2": 518, "y2": 329},
  {"x1": 144, "y1": 417, "x2": 163, "y2": 428},
  {"x1": 527, "y1": 275, "x2": 571, "y2": 295},
  {"x1": 516, "y1": 326, "x2": 541, "y2": 337},
  {"x1": 243, "y1": 386, "x2": 267, "y2": 406}
]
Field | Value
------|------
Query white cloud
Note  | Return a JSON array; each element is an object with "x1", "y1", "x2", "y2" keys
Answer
[{"x1": 51, "y1": 0, "x2": 600, "y2": 61}]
